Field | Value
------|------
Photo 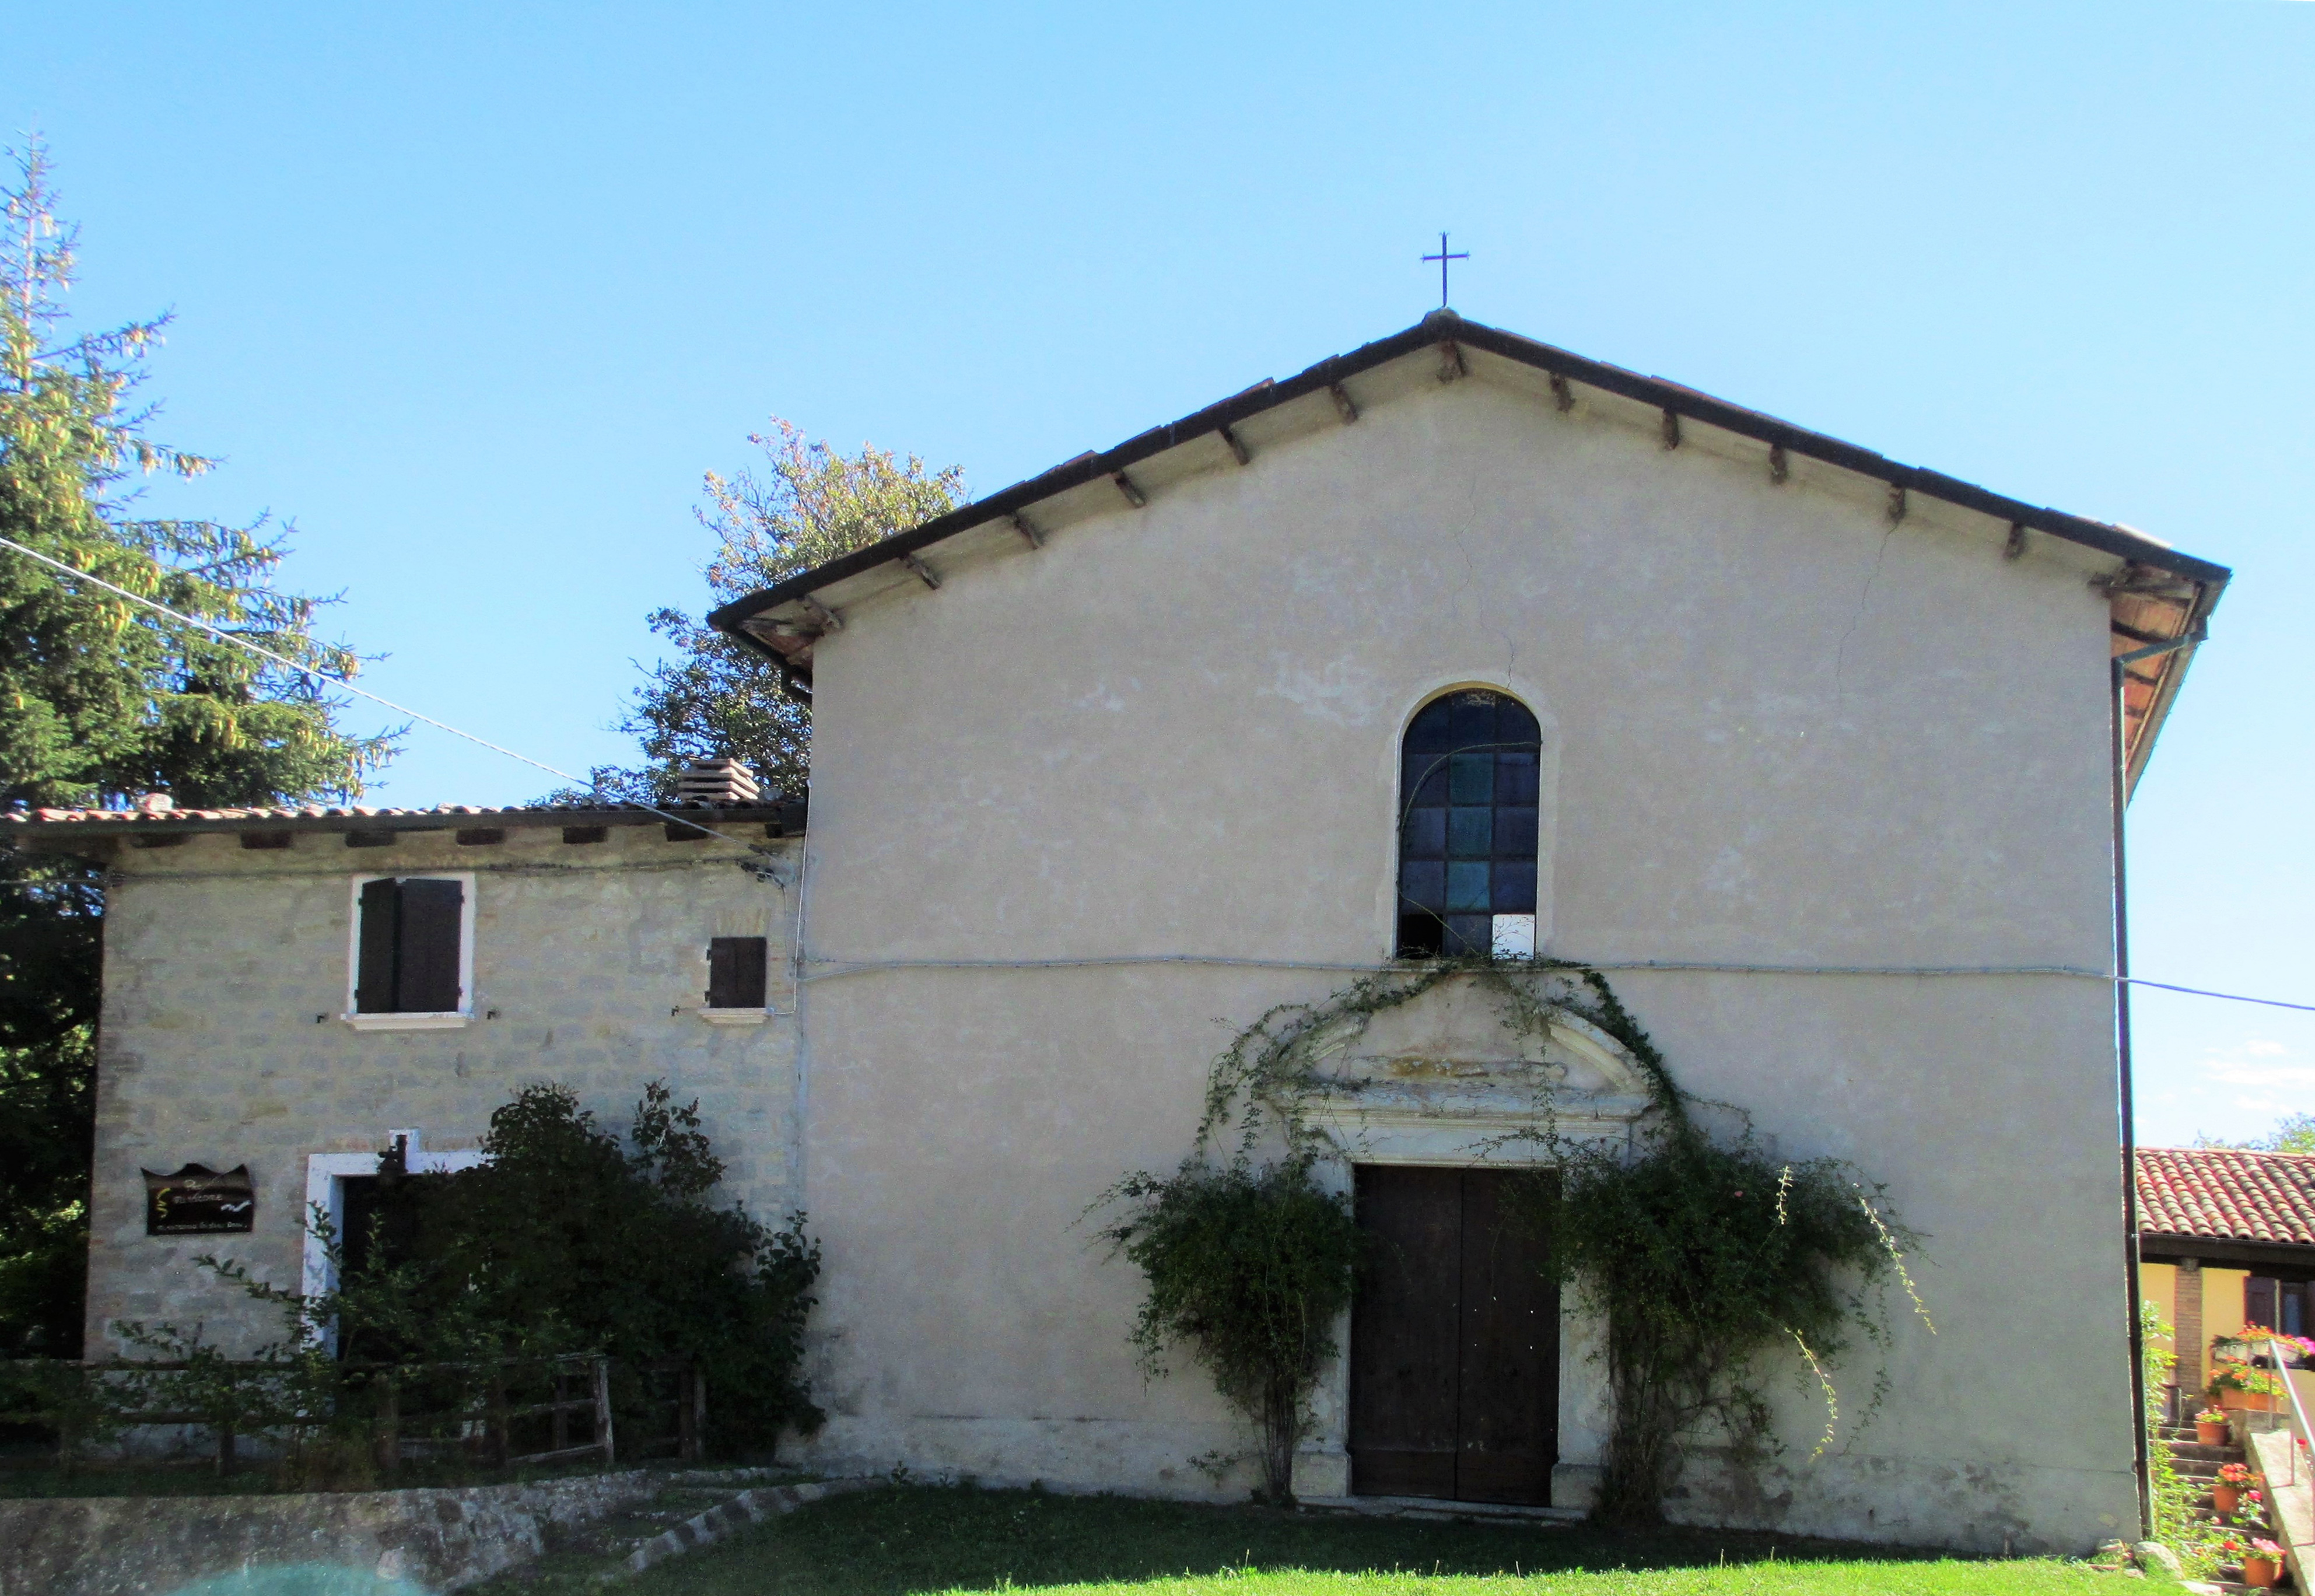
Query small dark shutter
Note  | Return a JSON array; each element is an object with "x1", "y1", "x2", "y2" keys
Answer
[
  {"x1": 355, "y1": 878, "x2": 401, "y2": 1013},
  {"x1": 2248, "y1": 1276, "x2": 2279, "y2": 1334},
  {"x1": 395, "y1": 878, "x2": 465, "y2": 1013},
  {"x1": 708, "y1": 937, "x2": 769, "y2": 1009}
]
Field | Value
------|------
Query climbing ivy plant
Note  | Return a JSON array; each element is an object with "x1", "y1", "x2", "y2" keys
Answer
[{"x1": 1095, "y1": 956, "x2": 1929, "y2": 1522}]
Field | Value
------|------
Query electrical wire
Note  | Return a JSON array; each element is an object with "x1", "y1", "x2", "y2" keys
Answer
[
  {"x1": 8, "y1": 540, "x2": 2304, "y2": 1014},
  {"x1": 2122, "y1": 978, "x2": 2315, "y2": 1016},
  {"x1": 798, "y1": 951, "x2": 2315, "y2": 1014},
  {"x1": 0, "y1": 533, "x2": 782, "y2": 863}
]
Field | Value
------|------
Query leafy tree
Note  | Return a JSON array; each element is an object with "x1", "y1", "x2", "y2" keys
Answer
[
  {"x1": 2197, "y1": 1114, "x2": 2315, "y2": 1156},
  {"x1": 0, "y1": 141, "x2": 393, "y2": 1356},
  {"x1": 555, "y1": 422, "x2": 962, "y2": 803}
]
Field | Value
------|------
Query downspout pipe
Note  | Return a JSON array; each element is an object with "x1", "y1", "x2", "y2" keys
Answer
[{"x1": 2111, "y1": 626, "x2": 2204, "y2": 1536}]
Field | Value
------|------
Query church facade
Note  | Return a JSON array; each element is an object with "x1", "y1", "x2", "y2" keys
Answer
[
  {"x1": 20, "y1": 311, "x2": 2228, "y2": 1552},
  {"x1": 706, "y1": 312, "x2": 2224, "y2": 1549}
]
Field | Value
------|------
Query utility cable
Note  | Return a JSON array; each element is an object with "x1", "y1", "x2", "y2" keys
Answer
[
  {"x1": 8, "y1": 538, "x2": 2300, "y2": 1010},
  {"x1": 0, "y1": 533, "x2": 783, "y2": 866},
  {"x1": 798, "y1": 951, "x2": 2315, "y2": 1014}
]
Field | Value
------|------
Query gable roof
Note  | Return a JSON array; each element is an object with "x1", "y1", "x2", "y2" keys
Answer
[
  {"x1": 708, "y1": 310, "x2": 2229, "y2": 782},
  {"x1": 2138, "y1": 1147, "x2": 2315, "y2": 1249}
]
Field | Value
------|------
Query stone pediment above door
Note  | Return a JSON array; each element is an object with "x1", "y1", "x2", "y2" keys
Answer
[{"x1": 1304, "y1": 974, "x2": 1654, "y2": 1133}]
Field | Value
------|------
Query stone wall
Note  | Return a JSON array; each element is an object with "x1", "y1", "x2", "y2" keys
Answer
[
  {"x1": 83, "y1": 821, "x2": 803, "y2": 1355},
  {"x1": 0, "y1": 1469, "x2": 662, "y2": 1595}
]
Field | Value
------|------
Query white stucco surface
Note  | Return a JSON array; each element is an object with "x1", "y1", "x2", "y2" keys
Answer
[
  {"x1": 781, "y1": 365, "x2": 2137, "y2": 1550},
  {"x1": 82, "y1": 822, "x2": 803, "y2": 1356}
]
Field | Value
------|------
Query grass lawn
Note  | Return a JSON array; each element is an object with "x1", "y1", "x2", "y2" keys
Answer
[{"x1": 488, "y1": 1484, "x2": 2132, "y2": 1596}]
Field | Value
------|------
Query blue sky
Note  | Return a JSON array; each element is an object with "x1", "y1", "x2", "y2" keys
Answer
[{"x1": 5, "y1": 3, "x2": 2309, "y2": 1146}]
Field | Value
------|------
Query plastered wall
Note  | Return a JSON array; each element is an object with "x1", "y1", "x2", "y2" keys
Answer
[
  {"x1": 2144, "y1": 1261, "x2": 2253, "y2": 1394},
  {"x1": 83, "y1": 823, "x2": 803, "y2": 1356},
  {"x1": 785, "y1": 368, "x2": 2137, "y2": 1551}
]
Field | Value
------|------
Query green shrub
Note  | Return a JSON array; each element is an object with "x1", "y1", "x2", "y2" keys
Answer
[
  {"x1": 1098, "y1": 1156, "x2": 1362, "y2": 1502},
  {"x1": 1535, "y1": 1128, "x2": 1920, "y2": 1525},
  {"x1": 400, "y1": 1081, "x2": 822, "y2": 1453}
]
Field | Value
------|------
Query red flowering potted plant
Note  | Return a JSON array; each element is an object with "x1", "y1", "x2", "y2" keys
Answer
[
  {"x1": 2211, "y1": 1360, "x2": 2287, "y2": 1414},
  {"x1": 2242, "y1": 1538, "x2": 2285, "y2": 1589},
  {"x1": 2197, "y1": 1406, "x2": 2233, "y2": 1445},
  {"x1": 2215, "y1": 1461, "x2": 2253, "y2": 1517}
]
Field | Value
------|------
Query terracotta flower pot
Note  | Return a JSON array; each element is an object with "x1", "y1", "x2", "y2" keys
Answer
[
  {"x1": 2242, "y1": 1553, "x2": 2281, "y2": 1589},
  {"x1": 2199, "y1": 1420, "x2": 2232, "y2": 1444},
  {"x1": 2214, "y1": 1483, "x2": 2242, "y2": 1515}
]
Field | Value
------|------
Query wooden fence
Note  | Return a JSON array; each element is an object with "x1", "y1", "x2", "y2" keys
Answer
[{"x1": 0, "y1": 1353, "x2": 703, "y2": 1476}]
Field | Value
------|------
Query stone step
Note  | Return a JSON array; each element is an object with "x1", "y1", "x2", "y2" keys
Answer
[{"x1": 2167, "y1": 1442, "x2": 2249, "y2": 1464}]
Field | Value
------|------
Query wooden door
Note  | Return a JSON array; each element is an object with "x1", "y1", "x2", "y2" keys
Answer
[{"x1": 1348, "y1": 1166, "x2": 1557, "y2": 1505}]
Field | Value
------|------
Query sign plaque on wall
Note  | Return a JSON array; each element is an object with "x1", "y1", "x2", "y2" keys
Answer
[{"x1": 143, "y1": 1164, "x2": 255, "y2": 1236}]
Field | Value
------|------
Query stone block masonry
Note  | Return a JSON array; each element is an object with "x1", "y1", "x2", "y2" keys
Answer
[
  {"x1": 80, "y1": 821, "x2": 804, "y2": 1357},
  {"x1": 0, "y1": 1469, "x2": 665, "y2": 1595}
]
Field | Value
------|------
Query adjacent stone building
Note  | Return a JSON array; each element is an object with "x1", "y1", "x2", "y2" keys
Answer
[{"x1": 12, "y1": 796, "x2": 804, "y2": 1353}]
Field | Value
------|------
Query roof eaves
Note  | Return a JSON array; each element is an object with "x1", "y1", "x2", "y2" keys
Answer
[
  {"x1": 705, "y1": 319, "x2": 1444, "y2": 638},
  {"x1": 5, "y1": 800, "x2": 804, "y2": 842},
  {"x1": 706, "y1": 312, "x2": 2233, "y2": 658}
]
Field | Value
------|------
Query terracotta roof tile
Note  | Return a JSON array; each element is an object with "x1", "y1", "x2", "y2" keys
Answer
[
  {"x1": 1, "y1": 798, "x2": 803, "y2": 839},
  {"x1": 2137, "y1": 1147, "x2": 2315, "y2": 1246},
  {"x1": 2, "y1": 802, "x2": 780, "y2": 826}
]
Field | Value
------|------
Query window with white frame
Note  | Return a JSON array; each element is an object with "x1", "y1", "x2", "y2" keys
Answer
[
  {"x1": 303, "y1": 1132, "x2": 485, "y2": 1352},
  {"x1": 345, "y1": 874, "x2": 475, "y2": 1028}
]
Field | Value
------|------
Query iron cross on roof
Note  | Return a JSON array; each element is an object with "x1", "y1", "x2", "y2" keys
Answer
[{"x1": 1422, "y1": 232, "x2": 1469, "y2": 309}]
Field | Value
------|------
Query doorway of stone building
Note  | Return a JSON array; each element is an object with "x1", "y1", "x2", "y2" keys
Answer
[{"x1": 1347, "y1": 1164, "x2": 1558, "y2": 1505}]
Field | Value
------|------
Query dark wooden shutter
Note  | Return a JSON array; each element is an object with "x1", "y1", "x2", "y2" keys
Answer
[
  {"x1": 2248, "y1": 1276, "x2": 2279, "y2": 1334},
  {"x1": 355, "y1": 878, "x2": 401, "y2": 1013},
  {"x1": 708, "y1": 937, "x2": 769, "y2": 1009},
  {"x1": 395, "y1": 878, "x2": 465, "y2": 1013}
]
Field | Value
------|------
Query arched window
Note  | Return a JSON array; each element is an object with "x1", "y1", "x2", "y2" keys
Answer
[{"x1": 1396, "y1": 690, "x2": 1540, "y2": 958}]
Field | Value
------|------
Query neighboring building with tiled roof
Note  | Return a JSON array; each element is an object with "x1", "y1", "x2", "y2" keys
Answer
[
  {"x1": 2135, "y1": 1148, "x2": 2315, "y2": 1392},
  {"x1": 50, "y1": 769, "x2": 812, "y2": 1383},
  {"x1": 5, "y1": 796, "x2": 805, "y2": 844},
  {"x1": 2137, "y1": 1147, "x2": 2315, "y2": 1252}
]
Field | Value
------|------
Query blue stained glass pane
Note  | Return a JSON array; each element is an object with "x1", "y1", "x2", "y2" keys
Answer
[
  {"x1": 1447, "y1": 862, "x2": 1490, "y2": 912},
  {"x1": 1400, "y1": 861, "x2": 1446, "y2": 911},
  {"x1": 1448, "y1": 808, "x2": 1493, "y2": 858},
  {"x1": 1402, "y1": 808, "x2": 1446, "y2": 858},
  {"x1": 1409, "y1": 761, "x2": 1451, "y2": 806},
  {"x1": 1404, "y1": 699, "x2": 1455, "y2": 755},
  {"x1": 1449, "y1": 694, "x2": 1498, "y2": 746},
  {"x1": 1496, "y1": 753, "x2": 1539, "y2": 806},
  {"x1": 1491, "y1": 862, "x2": 1538, "y2": 914},
  {"x1": 1496, "y1": 807, "x2": 1539, "y2": 859},
  {"x1": 1496, "y1": 699, "x2": 1540, "y2": 744},
  {"x1": 1444, "y1": 914, "x2": 1492, "y2": 956},
  {"x1": 1448, "y1": 753, "x2": 1493, "y2": 804}
]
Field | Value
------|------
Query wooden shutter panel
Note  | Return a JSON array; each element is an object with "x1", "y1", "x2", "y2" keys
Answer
[
  {"x1": 355, "y1": 878, "x2": 401, "y2": 1013},
  {"x1": 2248, "y1": 1276, "x2": 2279, "y2": 1334},
  {"x1": 395, "y1": 878, "x2": 465, "y2": 1013},
  {"x1": 707, "y1": 937, "x2": 769, "y2": 1009}
]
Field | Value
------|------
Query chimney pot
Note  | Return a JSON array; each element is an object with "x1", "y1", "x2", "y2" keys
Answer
[{"x1": 675, "y1": 759, "x2": 761, "y2": 806}]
